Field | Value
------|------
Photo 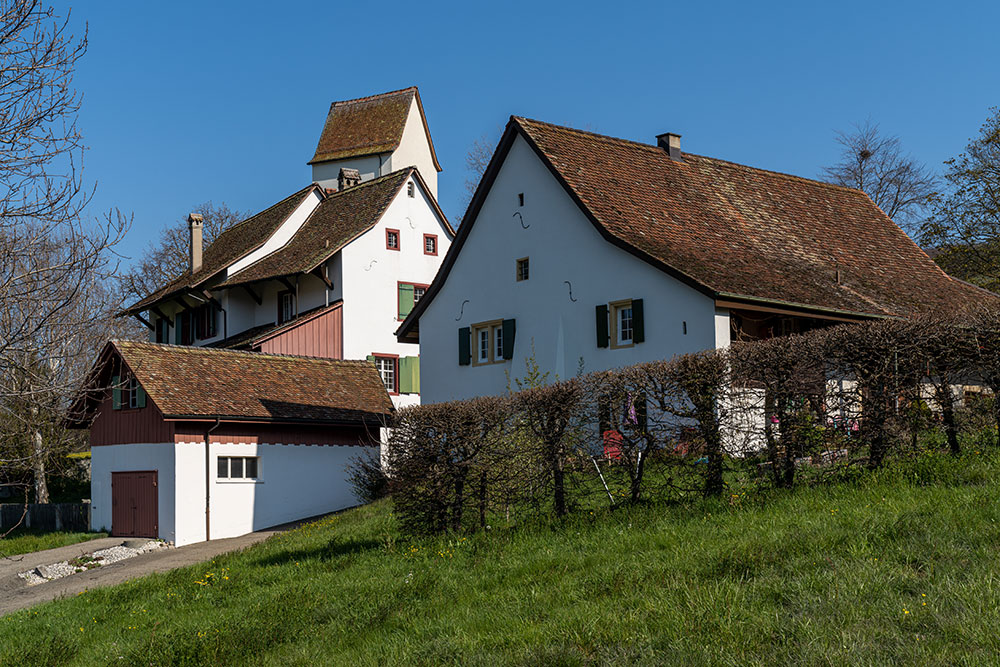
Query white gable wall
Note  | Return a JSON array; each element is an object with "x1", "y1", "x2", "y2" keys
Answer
[
  {"x1": 386, "y1": 97, "x2": 438, "y2": 199},
  {"x1": 340, "y1": 175, "x2": 452, "y2": 408},
  {"x1": 227, "y1": 190, "x2": 323, "y2": 277},
  {"x1": 312, "y1": 154, "x2": 386, "y2": 191},
  {"x1": 418, "y1": 134, "x2": 720, "y2": 404}
]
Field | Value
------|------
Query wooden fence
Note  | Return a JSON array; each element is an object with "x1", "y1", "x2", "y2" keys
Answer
[{"x1": 0, "y1": 502, "x2": 91, "y2": 533}]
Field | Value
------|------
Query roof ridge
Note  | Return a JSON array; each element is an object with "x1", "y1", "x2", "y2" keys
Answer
[
  {"x1": 514, "y1": 116, "x2": 865, "y2": 196},
  {"x1": 320, "y1": 167, "x2": 412, "y2": 199},
  {"x1": 330, "y1": 86, "x2": 416, "y2": 108},
  {"x1": 114, "y1": 339, "x2": 372, "y2": 366}
]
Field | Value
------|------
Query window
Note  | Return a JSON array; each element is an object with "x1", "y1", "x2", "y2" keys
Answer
[
  {"x1": 127, "y1": 376, "x2": 141, "y2": 409},
  {"x1": 386, "y1": 228, "x2": 400, "y2": 251},
  {"x1": 423, "y1": 234, "x2": 438, "y2": 256},
  {"x1": 471, "y1": 320, "x2": 514, "y2": 366},
  {"x1": 372, "y1": 355, "x2": 398, "y2": 394},
  {"x1": 194, "y1": 303, "x2": 217, "y2": 340},
  {"x1": 179, "y1": 311, "x2": 194, "y2": 345},
  {"x1": 516, "y1": 257, "x2": 529, "y2": 282},
  {"x1": 398, "y1": 282, "x2": 429, "y2": 320},
  {"x1": 155, "y1": 317, "x2": 170, "y2": 344},
  {"x1": 407, "y1": 182, "x2": 415, "y2": 198},
  {"x1": 605, "y1": 298, "x2": 644, "y2": 349},
  {"x1": 217, "y1": 456, "x2": 259, "y2": 480},
  {"x1": 112, "y1": 373, "x2": 145, "y2": 411},
  {"x1": 278, "y1": 290, "x2": 296, "y2": 325},
  {"x1": 518, "y1": 193, "x2": 524, "y2": 206}
]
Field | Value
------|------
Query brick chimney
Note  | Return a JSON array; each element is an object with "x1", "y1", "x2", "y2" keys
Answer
[
  {"x1": 656, "y1": 132, "x2": 683, "y2": 162},
  {"x1": 187, "y1": 213, "x2": 204, "y2": 273},
  {"x1": 338, "y1": 167, "x2": 361, "y2": 190}
]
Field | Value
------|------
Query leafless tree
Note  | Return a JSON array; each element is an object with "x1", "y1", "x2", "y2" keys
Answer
[
  {"x1": 919, "y1": 107, "x2": 1000, "y2": 291},
  {"x1": 823, "y1": 121, "x2": 938, "y2": 237},
  {"x1": 0, "y1": 2, "x2": 129, "y2": 515},
  {"x1": 119, "y1": 201, "x2": 247, "y2": 306}
]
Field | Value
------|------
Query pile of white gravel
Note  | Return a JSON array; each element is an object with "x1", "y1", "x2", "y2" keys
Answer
[{"x1": 18, "y1": 539, "x2": 167, "y2": 586}]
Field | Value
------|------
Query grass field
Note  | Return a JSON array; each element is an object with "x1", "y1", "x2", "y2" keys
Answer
[
  {"x1": 0, "y1": 529, "x2": 106, "y2": 558},
  {"x1": 3, "y1": 450, "x2": 1000, "y2": 665}
]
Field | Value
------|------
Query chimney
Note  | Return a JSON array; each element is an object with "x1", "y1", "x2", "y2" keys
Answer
[
  {"x1": 338, "y1": 167, "x2": 362, "y2": 190},
  {"x1": 656, "y1": 132, "x2": 683, "y2": 162},
  {"x1": 187, "y1": 213, "x2": 204, "y2": 273}
]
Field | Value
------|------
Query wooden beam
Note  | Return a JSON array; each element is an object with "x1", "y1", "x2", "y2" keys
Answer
[
  {"x1": 278, "y1": 276, "x2": 296, "y2": 293},
  {"x1": 132, "y1": 313, "x2": 154, "y2": 331},
  {"x1": 715, "y1": 300, "x2": 867, "y2": 324},
  {"x1": 243, "y1": 285, "x2": 262, "y2": 306},
  {"x1": 151, "y1": 306, "x2": 169, "y2": 322},
  {"x1": 312, "y1": 266, "x2": 333, "y2": 289}
]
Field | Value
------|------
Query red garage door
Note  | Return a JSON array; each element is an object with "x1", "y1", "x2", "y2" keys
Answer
[{"x1": 111, "y1": 471, "x2": 158, "y2": 538}]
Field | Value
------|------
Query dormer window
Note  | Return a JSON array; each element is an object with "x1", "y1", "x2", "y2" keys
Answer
[
  {"x1": 386, "y1": 229, "x2": 400, "y2": 251},
  {"x1": 407, "y1": 182, "x2": 415, "y2": 198}
]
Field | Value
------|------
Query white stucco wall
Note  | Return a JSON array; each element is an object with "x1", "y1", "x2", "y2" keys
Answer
[
  {"x1": 90, "y1": 443, "x2": 177, "y2": 543},
  {"x1": 227, "y1": 191, "x2": 322, "y2": 277},
  {"x1": 417, "y1": 134, "x2": 719, "y2": 404},
  {"x1": 339, "y1": 174, "x2": 452, "y2": 406},
  {"x1": 312, "y1": 154, "x2": 386, "y2": 190},
  {"x1": 386, "y1": 97, "x2": 438, "y2": 198}
]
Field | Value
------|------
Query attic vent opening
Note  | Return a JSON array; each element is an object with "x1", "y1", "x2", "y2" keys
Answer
[
  {"x1": 656, "y1": 132, "x2": 683, "y2": 162},
  {"x1": 407, "y1": 181, "x2": 415, "y2": 198},
  {"x1": 338, "y1": 167, "x2": 361, "y2": 190}
]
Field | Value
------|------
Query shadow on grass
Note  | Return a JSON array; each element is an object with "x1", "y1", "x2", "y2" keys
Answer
[{"x1": 250, "y1": 538, "x2": 383, "y2": 567}]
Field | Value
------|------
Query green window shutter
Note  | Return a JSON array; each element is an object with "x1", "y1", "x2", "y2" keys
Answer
[
  {"x1": 136, "y1": 385, "x2": 146, "y2": 409},
  {"x1": 398, "y1": 283, "x2": 415, "y2": 319},
  {"x1": 112, "y1": 375, "x2": 121, "y2": 410},
  {"x1": 632, "y1": 299, "x2": 645, "y2": 343},
  {"x1": 596, "y1": 305, "x2": 609, "y2": 348},
  {"x1": 502, "y1": 319, "x2": 516, "y2": 360},
  {"x1": 411, "y1": 356, "x2": 420, "y2": 394},
  {"x1": 458, "y1": 327, "x2": 471, "y2": 366},
  {"x1": 399, "y1": 357, "x2": 413, "y2": 394},
  {"x1": 366, "y1": 355, "x2": 375, "y2": 364}
]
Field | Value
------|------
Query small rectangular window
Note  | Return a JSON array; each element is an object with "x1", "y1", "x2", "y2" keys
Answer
[
  {"x1": 610, "y1": 299, "x2": 635, "y2": 349},
  {"x1": 245, "y1": 457, "x2": 259, "y2": 479},
  {"x1": 386, "y1": 228, "x2": 400, "y2": 251},
  {"x1": 516, "y1": 257, "x2": 529, "y2": 281},
  {"x1": 155, "y1": 317, "x2": 169, "y2": 344},
  {"x1": 373, "y1": 355, "x2": 398, "y2": 393},
  {"x1": 218, "y1": 456, "x2": 259, "y2": 480},
  {"x1": 278, "y1": 290, "x2": 296, "y2": 325},
  {"x1": 471, "y1": 320, "x2": 506, "y2": 365},
  {"x1": 230, "y1": 457, "x2": 244, "y2": 479},
  {"x1": 518, "y1": 193, "x2": 524, "y2": 206},
  {"x1": 478, "y1": 328, "x2": 490, "y2": 363},
  {"x1": 494, "y1": 324, "x2": 504, "y2": 361},
  {"x1": 218, "y1": 457, "x2": 229, "y2": 478},
  {"x1": 127, "y1": 377, "x2": 140, "y2": 409},
  {"x1": 423, "y1": 234, "x2": 437, "y2": 256}
]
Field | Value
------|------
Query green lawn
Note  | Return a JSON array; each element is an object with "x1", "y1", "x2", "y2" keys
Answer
[
  {"x1": 3, "y1": 452, "x2": 1000, "y2": 665},
  {"x1": 0, "y1": 530, "x2": 106, "y2": 558}
]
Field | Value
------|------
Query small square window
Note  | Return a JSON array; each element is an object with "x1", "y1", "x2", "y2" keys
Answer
[
  {"x1": 518, "y1": 193, "x2": 524, "y2": 206},
  {"x1": 386, "y1": 229, "x2": 400, "y2": 251},
  {"x1": 423, "y1": 234, "x2": 437, "y2": 256},
  {"x1": 516, "y1": 257, "x2": 529, "y2": 281}
]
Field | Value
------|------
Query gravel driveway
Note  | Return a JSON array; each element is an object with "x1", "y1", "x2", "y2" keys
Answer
[{"x1": 0, "y1": 524, "x2": 293, "y2": 616}]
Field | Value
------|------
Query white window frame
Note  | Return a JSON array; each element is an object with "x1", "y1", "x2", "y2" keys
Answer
[
  {"x1": 610, "y1": 299, "x2": 634, "y2": 349},
  {"x1": 217, "y1": 456, "x2": 261, "y2": 483},
  {"x1": 373, "y1": 355, "x2": 398, "y2": 394}
]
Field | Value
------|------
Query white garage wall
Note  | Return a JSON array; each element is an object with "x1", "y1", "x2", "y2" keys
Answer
[{"x1": 90, "y1": 443, "x2": 177, "y2": 543}]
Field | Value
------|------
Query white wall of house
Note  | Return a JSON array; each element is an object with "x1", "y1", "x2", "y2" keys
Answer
[
  {"x1": 340, "y1": 174, "x2": 452, "y2": 407},
  {"x1": 90, "y1": 442, "x2": 177, "y2": 543},
  {"x1": 385, "y1": 97, "x2": 438, "y2": 198},
  {"x1": 227, "y1": 191, "x2": 322, "y2": 277},
  {"x1": 417, "y1": 134, "x2": 719, "y2": 404},
  {"x1": 312, "y1": 154, "x2": 386, "y2": 190}
]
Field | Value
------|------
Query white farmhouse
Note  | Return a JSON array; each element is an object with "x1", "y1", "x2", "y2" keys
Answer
[
  {"x1": 79, "y1": 87, "x2": 452, "y2": 543},
  {"x1": 397, "y1": 117, "x2": 989, "y2": 403}
]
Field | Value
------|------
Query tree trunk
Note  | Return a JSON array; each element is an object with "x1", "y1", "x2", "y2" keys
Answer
[
  {"x1": 478, "y1": 472, "x2": 487, "y2": 530},
  {"x1": 940, "y1": 389, "x2": 960, "y2": 456},
  {"x1": 32, "y1": 429, "x2": 49, "y2": 504},
  {"x1": 551, "y1": 444, "x2": 566, "y2": 517}
]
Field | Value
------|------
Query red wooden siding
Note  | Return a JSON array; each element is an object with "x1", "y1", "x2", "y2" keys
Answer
[
  {"x1": 173, "y1": 421, "x2": 376, "y2": 446},
  {"x1": 256, "y1": 304, "x2": 342, "y2": 358},
  {"x1": 90, "y1": 392, "x2": 174, "y2": 447},
  {"x1": 111, "y1": 471, "x2": 158, "y2": 538}
]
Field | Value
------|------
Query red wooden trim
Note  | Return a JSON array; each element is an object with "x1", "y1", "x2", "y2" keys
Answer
[
  {"x1": 423, "y1": 233, "x2": 438, "y2": 256},
  {"x1": 385, "y1": 228, "x2": 400, "y2": 251},
  {"x1": 371, "y1": 353, "x2": 400, "y2": 395},
  {"x1": 397, "y1": 281, "x2": 431, "y2": 321}
]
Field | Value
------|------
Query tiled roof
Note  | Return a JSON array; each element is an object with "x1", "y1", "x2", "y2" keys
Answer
[
  {"x1": 221, "y1": 169, "x2": 412, "y2": 287},
  {"x1": 124, "y1": 185, "x2": 318, "y2": 314},
  {"x1": 308, "y1": 86, "x2": 442, "y2": 171},
  {"x1": 84, "y1": 340, "x2": 392, "y2": 425},
  {"x1": 513, "y1": 117, "x2": 996, "y2": 318}
]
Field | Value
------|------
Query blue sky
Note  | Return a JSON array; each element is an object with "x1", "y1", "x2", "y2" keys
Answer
[{"x1": 71, "y1": 1, "x2": 1000, "y2": 264}]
